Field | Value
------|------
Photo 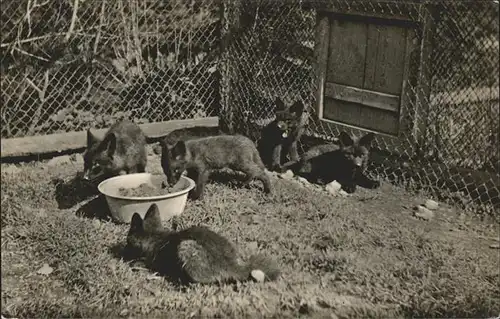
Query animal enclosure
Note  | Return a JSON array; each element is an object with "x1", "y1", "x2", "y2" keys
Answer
[{"x1": 1, "y1": 0, "x2": 499, "y2": 210}]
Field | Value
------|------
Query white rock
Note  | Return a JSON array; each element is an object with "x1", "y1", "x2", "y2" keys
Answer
[
  {"x1": 251, "y1": 269, "x2": 265, "y2": 282},
  {"x1": 414, "y1": 205, "x2": 434, "y2": 221},
  {"x1": 325, "y1": 181, "x2": 342, "y2": 195},
  {"x1": 278, "y1": 169, "x2": 294, "y2": 180},
  {"x1": 424, "y1": 199, "x2": 439, "y2": 210}
]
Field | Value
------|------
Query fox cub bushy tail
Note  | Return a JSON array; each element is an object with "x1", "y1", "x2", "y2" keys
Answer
[
  {"x1": 125, "y1": 204, "x2": 281, "y2": 285},
  {"x1": 258, "y1": 97, "x2": 308, "y2": 172},
  {"x1": 160, "y1": 135, "x2": 272, "y2": 200},
  {"x1": 83, "y1": 120, "x2": 147, "y2": 181},
  {"x1": 282, "y1": 132, "x2": 380, "y2": 194}
]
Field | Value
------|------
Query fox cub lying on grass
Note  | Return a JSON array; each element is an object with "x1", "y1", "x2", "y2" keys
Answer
[
  {"x1": 282, "y1": 132, "x2": 381, "y2": 193},
  {"x1": 125, "y1": 204, "x2": 281, "y2": 285},
  {"x1": 160, "y1": 135, "x2": 272, "y2": 200},
  {"x1": 83, "y1": 120, "x2": 147, "y2": 181}
]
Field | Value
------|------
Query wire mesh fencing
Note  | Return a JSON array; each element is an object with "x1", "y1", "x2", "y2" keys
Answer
[
  {"x1": 1, "y1": 0, "x2": 499, "y2": 211},
  {"x1": 220, "y1": 0, "x2": 499, "y2": 211},
  {"x1": 1, "y1": 0, "x2": 222, "y2": 138}
]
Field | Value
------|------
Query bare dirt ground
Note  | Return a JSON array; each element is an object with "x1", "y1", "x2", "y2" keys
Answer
[{"x1": 1, "y1": 145, "x2": 499, "y2": 318}]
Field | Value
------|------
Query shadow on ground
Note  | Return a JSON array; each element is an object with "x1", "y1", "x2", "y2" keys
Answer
[
  {"x1": 75, "y1": 195, "x2": 112, "y2": 221},
  {"x1": 53, "y1": 173, "x2": 100, "y2": 209}
]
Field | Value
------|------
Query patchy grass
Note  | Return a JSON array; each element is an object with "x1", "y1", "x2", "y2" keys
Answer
[{"x1": 1, "y1": 147, "x2": 499, "y2": 318}]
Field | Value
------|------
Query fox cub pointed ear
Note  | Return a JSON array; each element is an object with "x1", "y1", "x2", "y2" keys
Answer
[
  {"x1": 339, "y1": 132, "x2": 354, "y2": 147},
  {"x1": 129, "y1": 213, "x2": 144, "y2": 234},
  {"x1": 289, "y1": 101, "x2": 304, "y2": 116},
  {"x1": 99, "y1": 133, "x2": 117, "y2": 157},
  {"x1": 87, "y1": 128, "x2": 100, "y2": 146},
  {"x1": 275, "y1": 97, "x2": 286, "y2": 111},
  {"x1": 358, "y1": 133, "x2": 375, "y2": 147},
  {"x1": 171, "y1": 141, "x2": 187, "y2": 159},
  {"x1": 143, "y1": 204, "x2": 163, "y2": 233}
]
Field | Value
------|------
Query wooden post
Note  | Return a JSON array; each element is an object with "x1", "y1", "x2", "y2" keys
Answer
[
  {"x1": 219, "y1": 0, "x2": 240, "y2": 134},
  {"x1": 413, "y1": 3, "x2": 437, "y2": 158}
]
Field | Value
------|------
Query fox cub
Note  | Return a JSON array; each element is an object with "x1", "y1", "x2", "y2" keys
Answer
[
  {"x1": 125, "y1": 204, "x2": 281, "y2": 285},
  {"x1": 160, "y1": 135, "x2": 272, "y2": 200},
  {"x1": 282, "y1": 132, "x2": 380, "y2": 193},
  {"x1": 258, "y1": 98, "x2": 308, "y2": 172},
  {"x1": 83, "y1": 120, "x2": 147, "y2": 181},
  {"x1": 153, "y1": 126, "x2": 223, "y2": 155}
]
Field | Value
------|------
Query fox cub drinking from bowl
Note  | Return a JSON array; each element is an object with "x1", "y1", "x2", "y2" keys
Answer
[
  {"x1": 281, "y1": 132, "x2": 380, "y2": 194},
  {"x1": 160, "y1": 135, "x2": 272, "y2": 200},
  {"x1": 258, "y1": 98, "x2": 308, "y2": 172},
  {"x1": 83, "y1": 120, "x2": 147, "y2": 181},
  {"x1": 125, "y1": 204, "x2": 281, "y2": 285}
]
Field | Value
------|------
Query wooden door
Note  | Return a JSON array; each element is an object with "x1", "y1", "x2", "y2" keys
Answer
[{"x1": 314, "y1": 9, "x2": 434, "y2": 150}]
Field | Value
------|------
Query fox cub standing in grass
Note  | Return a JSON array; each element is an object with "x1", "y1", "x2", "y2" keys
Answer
[
  {"x1": 282, "y1": 132, "x2": 380, "y2": 194},
  {"x1": 258, "y1": 98, "x2": 308, "y2": 172},
  {"x1": 160, "y1": 135, "x2": 272, "y2": 200},
  {"x1": 125, "y1": 204, "x2": 281, "y2": 285},
  {"x1": 83, "y1": 120, "x2": 147, "y2": 181}
]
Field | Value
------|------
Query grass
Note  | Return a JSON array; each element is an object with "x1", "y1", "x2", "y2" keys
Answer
[{"x1": 1, "y1": 146, "x2": 499, "y2": 318}]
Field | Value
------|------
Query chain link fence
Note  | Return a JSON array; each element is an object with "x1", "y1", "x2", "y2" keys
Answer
[
  {"x1": 1, "y1": 0, "x2": 499, "y2": 211},
  {"x1": 1, "y1": 0, "x2": 221, "y2": 137},
  {"x1": 220, "y1": 0, "x2": 499, "y2": 211}
]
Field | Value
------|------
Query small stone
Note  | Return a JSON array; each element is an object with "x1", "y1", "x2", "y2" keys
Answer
[
  {"x1": 47, "y1": 155, "x2": 71, "y2": 167},
  {"x1": 37, "y1": 263, "x2": 54, "y2": 275},
  {"x1": 250, "y1": 269, "x2": 265, "y2": 282},
  {"x1": 325, "y1": 181, "x2": 342, "y2": 195},
  {"x1": 119, "y1": 309, "x2": 129, "y2": 317},
  {"x1": 489, "y1": 244, "x2": 500, "y2": 249},
  {"x1": 278, "y1": 170, "x2": 294, "y2": 180},
  {"x1": 424, "y1": 199, "x2": 439, "y2": 210},
  {"x1": 414, "y1": 205, "x2": 434, "y2": 221}
]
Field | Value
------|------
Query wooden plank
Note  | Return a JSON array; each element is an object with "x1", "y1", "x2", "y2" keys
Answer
[
  {"x1": 326, "y1": 19, "x2": 368, "y2": 87},
  {"x1": 323, "y1": 97, "x2": 399, "y2": 135},
  {"x1": 398, "y1": 27, "x2": 417, "y2": 145},
  {"x1": 364, "y1": 24, "x2": 407, "y2": 95},
  {"x1": 314, "y1": 13, "x2": 331, "y2": 119},
  {"x1": 0, "y1": 117, "x2": 219, "y2": 158},
  {"x1": 324, "y1": 82, "x2": 400, "y2": 113},
  {"x1": 315, "y1": 9, "x2": 420, "y2": 25}
]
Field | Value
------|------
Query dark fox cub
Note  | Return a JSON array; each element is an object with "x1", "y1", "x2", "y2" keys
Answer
[
  {"x1": 258, "y1": 98, "x2": 308, "y2": 171},
  {"x1": 83, "y1": 120, "x2": 147, "y2": 181},
  {"x1": 282, "y1": 132, "x2": 380, "y2": 193},
  {"x1": 160, "y1": 135, "x2": 272, "y2": 200},
  {"x1": 125, "y1": 204, "x2": 281, "y2": 285},
  {"x1": 153, "y1": 126, "x2": 223, "y2": 155}
]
